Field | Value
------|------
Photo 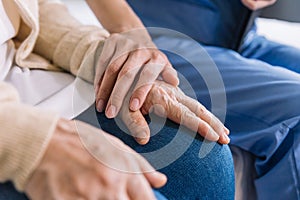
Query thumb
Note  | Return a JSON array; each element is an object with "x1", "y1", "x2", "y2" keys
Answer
[
  {"x1": 121, "y1": 108, "x2": 151, "y2": 145},
  {"x1": 137, "y1": 155, "x2": 167, "y2": 188},
  {"x1": 161, "y1": 65, "x2": 179, "y2": 86}
]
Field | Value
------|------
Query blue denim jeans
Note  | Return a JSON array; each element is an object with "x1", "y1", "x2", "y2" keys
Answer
[
  {"x1": 124, "y1": 1, "x2": 300, "y2": 198},
  {"x1": 0, "y1": 108, "x2": 235, "y2": 200},
  {"x1": 96, "y1": 113, "x2": 235, "y2": 200}
]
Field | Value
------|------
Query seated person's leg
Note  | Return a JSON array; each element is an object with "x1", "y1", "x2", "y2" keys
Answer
[
  {"x1": 153, "y1": 190, "x2": 168, "y2": 200},
  {"x1": 149, "y1": 34, "x2": 300, "y2": 199},
  {"x1": 240, "y1": 29, "x2": 300, "y2": 73},
  {"x1": 97, "y1": 113, "x2": 235, "y2": 200}
]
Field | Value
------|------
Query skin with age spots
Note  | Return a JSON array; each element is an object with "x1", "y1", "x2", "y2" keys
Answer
[{"x1": 118, "y1": 81, "x2": 230, "y2": 145}]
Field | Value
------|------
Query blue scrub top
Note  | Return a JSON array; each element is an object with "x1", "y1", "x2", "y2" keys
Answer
[{"x1": 127, "y1": 0, "x2": 253, "y2": 50}]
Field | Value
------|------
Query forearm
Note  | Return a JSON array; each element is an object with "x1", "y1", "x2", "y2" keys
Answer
[
  {"x1": 85, "y1": 0, "x2": 144, "y2": 33},
  {"x1": 15, "y1": 0, "x2": 109, "y2": 82}
]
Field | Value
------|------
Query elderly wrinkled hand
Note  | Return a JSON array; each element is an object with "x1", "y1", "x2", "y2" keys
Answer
[
  {"x1": 94, "y1": 28, "x2": 179, "y2": 119},
  {"x1": 241, "y1": 0, "x2": 277, "y2": 10},
  {"x1": 119, "y1": 81, "x2": 230, "y2": 145}
]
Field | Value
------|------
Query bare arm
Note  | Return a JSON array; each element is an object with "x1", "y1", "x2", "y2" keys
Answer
[{"x1": 85, "y1": 0, "x2": 144, "y2": 33}]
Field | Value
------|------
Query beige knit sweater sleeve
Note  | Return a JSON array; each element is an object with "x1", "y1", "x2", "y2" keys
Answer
[
  {"x1": 15, "y1": 0, "x2": 109, "y2": 83},
  {"x1": 0, "y1": 82, "x2": 59, "y2": 191},
  {"x1": 0, "y1": 0, "x2": 108, "y2": 192}
]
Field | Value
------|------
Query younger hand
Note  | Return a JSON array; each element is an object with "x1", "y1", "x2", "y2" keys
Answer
[
  {"x1": 94, "y1": 28, "x2": 179, "y2": 119},
  {"x1": 241, "y1": 0, "x2": 277, "y2": 10}
]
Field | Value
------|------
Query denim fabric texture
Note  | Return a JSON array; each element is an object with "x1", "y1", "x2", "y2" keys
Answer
[
  {"x1": 150, "y1": 30, "x2": 300, "y2": 199},
  {"x1": 96, "y1": 113, "x2": 235, "y2": 200}
]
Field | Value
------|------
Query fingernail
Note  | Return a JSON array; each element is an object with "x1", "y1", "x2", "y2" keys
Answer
[
  {"x1": 135, "y1": 138, "x2": 148, "y2": 145},
  {"x1": 209, "y1": 129, "x2": 220, "y2": 140},
  {"x1": 224, "y1": 127, "x2": 230, "y2": 135},
  {"x1": 135, "y1": 132, "x2": 148, "y2": 144},
  {"x1": 97, "y1": 99, "x2": 104, "y2": 112},
  {"x1": 224, "y1": 134, "x2": 230, "y2": 143},
  {"x1": 130, "y1": 98, "x2": 140, "y2": 111},
  {"x1": 153, "y1": 171, "x2": 167, "y2": 179},
  {"x1": 106, "y1": 105, "x2": 117, "y2": 118}
]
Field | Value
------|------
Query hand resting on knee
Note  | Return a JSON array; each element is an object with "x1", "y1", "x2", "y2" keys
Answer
[{"x1": 117, "y1": 81, "x2": 230, "y2": 145}]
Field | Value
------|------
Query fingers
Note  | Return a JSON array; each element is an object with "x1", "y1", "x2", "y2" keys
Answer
[
  {"x1": 120, "y1": 105, "x2": 151, "y2": 145},
  {"x1": 138, "y1": 155, "x2": 167, "y2": 188},
  {"x1": 127, "y1": 176, "x2": 156, "y2": 200},
  {"x1": 129, "y1": 62, "x2": 165, "y2": 111},
  {"x1": 130, "y1": 61, "x2": 180, "y2": 112},
  {"x1": 161, "y1": 64, "x2": 179, "y2": 86},
  {"x1": 177, "y1": 94, "x2": 230, "y2": 144},
  {"x1": 130, "y1": 84, "x2": 153, "y2": 111},
  {"x1": 165, "y1": 100, "x2": 222, "y2": 142},
  {"x1": 143, "y1": 171, "x2": 167, "y2": 189},
  {"x1": 127, "y1": 156, "x2": 166, "y2": 199},
  {"x1": 145, "y1": 81, "x2": 230, "y2": 144},
  {"x1": 94, "y1": 40, "x2": 116, "y2": 95},
  {"x1": 96, "y1": 54, "x2": 128, "y2": 112},
  {"x1": 127, "y1": 152, "x2": 163, "y2": 200},
  {"x1": 105, "y1": 54, "x2": 145, "y2": 118},
  {"x1": 96, "y1": 49, "x2": 179, "y2": 118}
]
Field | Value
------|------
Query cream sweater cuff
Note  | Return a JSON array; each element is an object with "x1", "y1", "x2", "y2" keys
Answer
[{"x1": 0, "y1": 95, "x2": 59, "y2": 191}]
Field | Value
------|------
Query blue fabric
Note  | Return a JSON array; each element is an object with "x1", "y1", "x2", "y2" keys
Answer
[
  {"x1": 122, "y1": 1, "x2": 300, "y2": 198},
  {"x1": 149, "y1": 32, "x2": 300, "y2": 199},
  {"x1": 96, "y1": 113, "x2": 235, "y2": 200},
  {"x1": 0, "y1": 182, "x2": 28, "y2": 200},
  {"x1": 127, "y1": 0, "x2": 251, "y2": 50}
]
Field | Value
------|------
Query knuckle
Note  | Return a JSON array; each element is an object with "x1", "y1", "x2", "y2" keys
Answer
[
  {"x1": 205, "y1": 110, "x2": 213, "y2": 120},
  {"x1": 151, "y1": 51, "x2": 161, "y2": 60},
  {"x1": 152, "y1": 50, "x2": 166, "y2": 60},
  {"x1": 199, "y1": 122, "x2": 210, "y2": 136},
  {"x1": 107, "y1": 62, "x2": 120, "y2": 74},
  {"x1": 152, "y1": 103, "x2": 167, "y2": 117},
  {"x1": 198, "y1": 104, "x2": 208, "y2": 115},
  {"x1": 119, "y1": 67, "x2": 130, "y2": 76},
  {"x1": 181, "y1": 106, "x2": 193, "y2": 120},
  {"x1": 140, "y1": 67, "x2": 155, "y2": 79},
  {"x1": 131, "y1": 49, "x2": 144, "y2": 57},
  {"x1": 120, "y1": 68, "x2": 135, "y2": 80},
  {"x1": 102, "y1": 172, "x2": 122, "y2": 188},
  {"x1": 126, "y1": 116, "x2": 141, "y2": 131},
  {"x1": 168, "y1": 88, "x2": 178, "y2": 100}
]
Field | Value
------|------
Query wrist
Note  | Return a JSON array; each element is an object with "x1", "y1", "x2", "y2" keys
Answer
[
  {"x1": 109, "y1": 24, "x2": 144, "y2": 34},
  {"x1": 110, "y1": 27, "x2": 154, "y2": 45}
]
